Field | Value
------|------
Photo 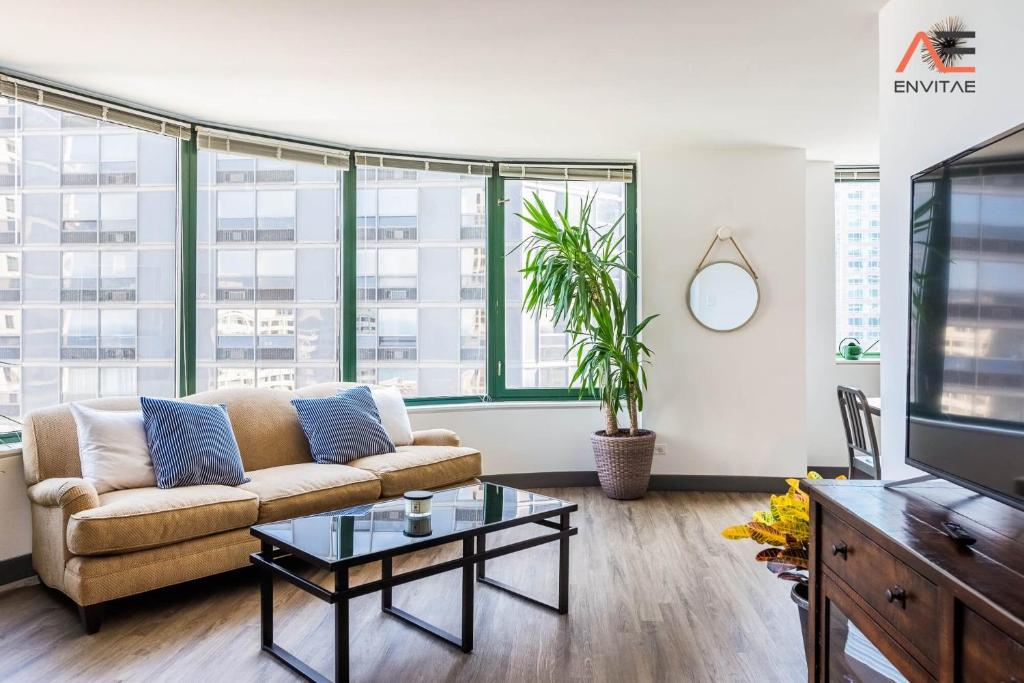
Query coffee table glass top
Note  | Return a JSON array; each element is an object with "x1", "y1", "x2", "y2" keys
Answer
[{"x1": 251, "y1": 483, "x2": 575, "y2": 568}]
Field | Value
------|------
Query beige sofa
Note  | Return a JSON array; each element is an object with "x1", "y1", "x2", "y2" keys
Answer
[{"x1": 20, "y1": 382, "x2": 481, "y2": 633}]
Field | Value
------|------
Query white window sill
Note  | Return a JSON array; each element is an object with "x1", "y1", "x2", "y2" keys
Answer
[
  {"x1": 834, "y1": 358, "x2": 880, "y2": 365},
  {"x1": 407, "y1": 400, "x2": 601, "y2": 415}
]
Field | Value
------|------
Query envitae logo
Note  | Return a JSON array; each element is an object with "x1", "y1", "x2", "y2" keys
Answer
[{"x1": 894, "y1": 16, "x2": 976, "y2": 94}]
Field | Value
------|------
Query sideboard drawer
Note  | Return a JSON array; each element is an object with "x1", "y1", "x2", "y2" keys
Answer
[
  {"x1": 960, "y1": 608, "x2": 1024, "y2": 682},
  {"x1": 821, "y1": 510, "x2": 939, "y2": 665}
]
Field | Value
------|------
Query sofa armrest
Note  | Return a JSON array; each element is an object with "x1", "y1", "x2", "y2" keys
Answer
[
  {"x1": 411, "y1": 429, "x2": 461, "y2": 447},
  {"x1": 27, "y1": 477, "x2": 100, "y2": 516}
]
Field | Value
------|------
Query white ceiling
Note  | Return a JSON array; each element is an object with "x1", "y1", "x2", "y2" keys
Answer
[{"x1": 0, "y1": 0, "x2": 885, "y2": 163}]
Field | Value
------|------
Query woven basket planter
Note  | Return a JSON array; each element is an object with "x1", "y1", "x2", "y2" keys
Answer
[{"x1": 591, "y1": 429, "x2": 656, "y2": 500}]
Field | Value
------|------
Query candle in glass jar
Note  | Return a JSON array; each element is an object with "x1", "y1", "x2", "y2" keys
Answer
[{"x1": 404, "y1": 490, "x2": 433, "y2": 517}]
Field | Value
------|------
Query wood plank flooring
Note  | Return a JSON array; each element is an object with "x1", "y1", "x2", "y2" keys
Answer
[{"x1": 0, "y1": 488, "x2": 807, "y2": 682}]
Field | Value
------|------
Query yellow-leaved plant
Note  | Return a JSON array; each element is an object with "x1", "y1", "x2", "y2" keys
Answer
[{"x1": 721, "y1": 471, "x2": 846, "y2": 585}]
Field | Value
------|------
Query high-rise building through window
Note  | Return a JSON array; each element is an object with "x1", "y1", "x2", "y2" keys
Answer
[
  {"x1": 356, "y1": 164, "x2": 486, "y2": 397},
  {"x1": 0, "y1": 95, "x2": 178, "y2": 418},
  {"x1": 196, "y1": 148, "x2": 341, "y2": 391},
  {"x1": 0, "y1": 84, "x2": 638, "y2": 413},
  {"x1": 835, "y1": 171, "x2": 881, "y2": 355}
]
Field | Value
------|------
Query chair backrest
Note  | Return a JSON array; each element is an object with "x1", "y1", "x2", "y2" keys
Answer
[
  {"x1": 836, "y1": 385, "x2": 881, "y2": 479},
  {"x1": 21, "y1": 381, "x2": 365, "y2": 485}
]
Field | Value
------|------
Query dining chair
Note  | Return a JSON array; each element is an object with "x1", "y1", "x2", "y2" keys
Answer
[{"x1": 837, "y1": 385, "x2": 882, "y2": 479}]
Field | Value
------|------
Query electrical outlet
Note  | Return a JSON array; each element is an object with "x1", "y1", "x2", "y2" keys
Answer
[{"x1": 654, "y1": 444, "x2": 667, "y2": 457}]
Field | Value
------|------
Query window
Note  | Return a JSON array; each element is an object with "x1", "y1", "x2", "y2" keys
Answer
[
  {"x1": 0, "y1": 78, "x2": 639, "y2": 414},
  {"x1": 196, "y1": 136, "x2": 341, "y2": 392},
  {"x1": 835, "y1": 168, "x2": 880, "y2": 356},
  {"x1": 501, "y1": 175, "x2": 630, "y2": 392},
  {"x1": 100, "y1": 135, "x2": 137, "y2": 185},
  {"x1": 355, "y1": 160, "x2": 487, "y2": 398},
  {"x1": 100, "y1": 193, "x2": 137, "y2": 242},
  {"x1": 0, "y1": 93, "x2": 180, "y2": 418}
]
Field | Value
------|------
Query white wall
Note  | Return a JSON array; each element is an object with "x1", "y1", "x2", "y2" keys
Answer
[
  {"x1": 409, "y1": 403, "x2": 601, "y2": 474},
  {"x1": 879, "y1": 0, "x2": 1024, "y2": 478},
  {"x1": 806, "y1": 162, "x2": 882, "y2": 467},
  {"x1": 639, "y1": 146, "x2": 808, "y2": 476}
]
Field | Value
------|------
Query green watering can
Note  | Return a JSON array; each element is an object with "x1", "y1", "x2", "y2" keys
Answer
[
  {"x1": 839, "y1": 337, "x2": 879, "y2": 360},
  {"x1": 839, "y1": 338, "x2": 863, "y2": 360}
]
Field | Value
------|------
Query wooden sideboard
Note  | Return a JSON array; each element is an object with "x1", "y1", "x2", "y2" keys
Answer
[{"x1": 806, "y1": 479, "x2": 1024, "y2": 682}]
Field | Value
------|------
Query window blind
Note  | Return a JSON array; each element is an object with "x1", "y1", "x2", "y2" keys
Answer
[
  {"x1": 355, "y1": 153, "x2": 491, "y2": 177},
  {"x1": 498, "y1": 163, "x2": 633, "y2": 183},
  {"x1": 0, "y1": 74, "x2": 192, "y2": 140},
  {"x1": 835, "y1": 166, "x2": 880, "y2": 182},
  {"x1": 196, "y1": 127, "x2": 350, "y2": 170}
]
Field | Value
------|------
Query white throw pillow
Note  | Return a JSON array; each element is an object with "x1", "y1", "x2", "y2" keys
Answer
[
  {"x1": 369, "y1": 387, "x2": 414, "y2": 447},
  {"x1": 70, "y1": 403, "x2": 156, "y2": 494}
]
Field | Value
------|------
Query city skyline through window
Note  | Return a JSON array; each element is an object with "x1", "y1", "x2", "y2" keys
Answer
[
  {"x1": 835, "y1": 177, "x2": 881, "y2": 355},
  {"x1": 196, "y1": 147, "x2": 341, "y2": 392},
  {"x1": 356, "y1": 165, "x2": 487, "y2": 397},
  {"x1": 0, "y1": 95, "x2": 178, "y2": 418},
  {"x1": 0, "y1": 86, "x2": 637, "y2": 417}
]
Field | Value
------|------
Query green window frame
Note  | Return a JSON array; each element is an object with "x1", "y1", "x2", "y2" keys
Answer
[
  {"x1": 183, "y1": 155, "x2": 638, "y2": 404},
  {"x1": 2, "y1": 72, "x2": 638, "y2": 408},
  {"x1": 485, "y1": 171, "x2": 638, "y2": 402},
  {"x1": 335, "y1": 160, "x2": 638, "y2": 405},
  {"x1": 179, "y1": 132, "x2": 198, "y2": 396}
]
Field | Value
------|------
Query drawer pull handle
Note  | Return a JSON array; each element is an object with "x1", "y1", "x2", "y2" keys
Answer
[
  {"x1": 831, "y1": 542, "x2": 848, "y2": 559},
  {"x1": 885, "y1": 585, "x2": 906, "y2": 608}
]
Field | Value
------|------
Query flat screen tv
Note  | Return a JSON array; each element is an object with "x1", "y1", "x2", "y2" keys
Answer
[{"x1": 908, "y1": 123, "x2": 1024, "y2": 511}]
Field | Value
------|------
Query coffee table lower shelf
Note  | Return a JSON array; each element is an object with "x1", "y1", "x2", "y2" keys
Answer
[{"x1": 251, "y1": 510, "x2": 576, "y2": 683}]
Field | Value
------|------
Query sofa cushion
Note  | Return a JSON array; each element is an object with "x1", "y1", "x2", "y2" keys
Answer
[
  {"x1": 347, "y1": 445, "x2": 482, "y2": 497},
  {"x1": 365, "y1": 386, "x2": 414, "y2": 446},
  {"x1": 67, "y1": 485, "x2": 259, "y2": 556},
  {"x1": 239, "y1": 463, "x2": 382, "y2": 522},
  {"x1": 292, "y1": 387, "x2": 395, "y2": 464},
  {"x1": 70, "y1": 404, "x2": 155, "y2": 494},
  {"x1": 141, "y1": 397, "x2": 250, "y2": 488}
]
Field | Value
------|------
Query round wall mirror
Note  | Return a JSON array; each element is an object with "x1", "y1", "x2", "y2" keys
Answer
[{"x1": 687, "y1": 261, "x2": 760, "y2": 332}]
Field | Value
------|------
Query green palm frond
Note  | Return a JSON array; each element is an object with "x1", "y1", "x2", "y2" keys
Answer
[{"x1": 512, "y1": 190, "x2": 656, "y2": 435}]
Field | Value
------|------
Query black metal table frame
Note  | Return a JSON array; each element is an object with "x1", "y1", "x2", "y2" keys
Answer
[{"x1": 251, "y1": 509, "x2": 577, "y2": 683}]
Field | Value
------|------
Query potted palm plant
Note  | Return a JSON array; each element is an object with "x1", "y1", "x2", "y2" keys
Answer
[{"x1": 515, "y1": 193, "x2": 658, "y2": 499}]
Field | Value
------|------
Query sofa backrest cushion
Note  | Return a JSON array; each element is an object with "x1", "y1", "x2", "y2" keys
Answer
[
  {"x1": 21, "y1": 385, "x2": 340, "y2": 485},
  {"x1": 292, "y1": 387, "x2": 396, "y2": 464},
  {"x1": 140, "y1": 397, "x2": 250, "y2": 488},
  {"x1": 69, "y1": 403, "x2": 155, "y2": 493}
]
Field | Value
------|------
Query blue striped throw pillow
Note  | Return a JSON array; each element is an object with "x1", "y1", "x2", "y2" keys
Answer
[
  {"x1": 292, "y1": 385, "x2": 395, "y2": 464},
  {"x1": 140, "y1": 397, "x2": 250, "y2": 489}
]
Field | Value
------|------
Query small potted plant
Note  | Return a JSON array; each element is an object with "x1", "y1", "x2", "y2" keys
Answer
[
  {"x1": 515, "y1": 193, "x2": 658, "y2": 499},
  {"x1": 721, "y1": 471, "x2": 846, "y2": 661}
]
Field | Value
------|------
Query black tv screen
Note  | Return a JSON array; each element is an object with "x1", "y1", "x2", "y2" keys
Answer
[{"x1": 908, "y1": 124, "x2": 1024, "y2": 510}]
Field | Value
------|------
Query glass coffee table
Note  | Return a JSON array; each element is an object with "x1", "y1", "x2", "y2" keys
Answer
[{"x1": 250, "y1": 482, "x2": 578, "y2": 683}]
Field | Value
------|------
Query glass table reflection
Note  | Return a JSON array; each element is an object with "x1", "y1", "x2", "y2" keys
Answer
[{"x1": 253, "y1": 482, "x2": 573, "y2": 568}]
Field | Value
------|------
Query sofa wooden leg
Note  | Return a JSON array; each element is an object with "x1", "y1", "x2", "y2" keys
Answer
[{"x1": 78, "y1": 603, "x2": 103, "y2": 635}]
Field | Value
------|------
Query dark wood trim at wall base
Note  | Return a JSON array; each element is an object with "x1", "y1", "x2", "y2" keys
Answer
[
  {"x1": 0, "y1": 554, "x2": 33, "y2": 586},
  {"x1": 482, "y1": 466, "x2": 848, "y2": 493}
]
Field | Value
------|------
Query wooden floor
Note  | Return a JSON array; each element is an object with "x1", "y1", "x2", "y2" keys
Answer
[{"x1": 0, "y1": 488, "x2": 806, "y2": 682}]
